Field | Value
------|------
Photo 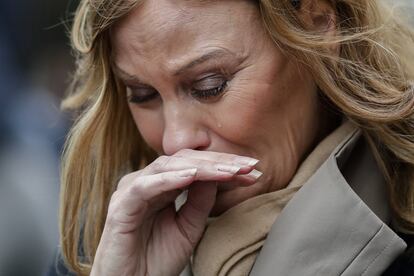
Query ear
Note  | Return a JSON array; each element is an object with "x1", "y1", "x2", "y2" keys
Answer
[
  {"x1": 295, "y1": 0, "x2": 338, "y2": 53},
  {"x1": 296, "y1": 0, "x2": 336, "y2": 32}
]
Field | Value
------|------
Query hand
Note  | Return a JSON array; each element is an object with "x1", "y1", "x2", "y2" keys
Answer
[{"x1": 90, "y1": 149, "x2": 260, "y2": 276}]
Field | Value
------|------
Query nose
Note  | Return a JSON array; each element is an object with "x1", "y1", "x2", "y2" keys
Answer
[{"x1": 162, "y1": 104, "x2": 211, "y2": 155}]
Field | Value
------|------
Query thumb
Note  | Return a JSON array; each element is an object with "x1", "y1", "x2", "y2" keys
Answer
[{"x1": 176, "y1": 181, "x2": 217, "y2": 246}]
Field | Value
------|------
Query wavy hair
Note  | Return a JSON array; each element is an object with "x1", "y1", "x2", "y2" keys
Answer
[{"x1": 60, "y1": 0, "x2": 414, "y2": 274}]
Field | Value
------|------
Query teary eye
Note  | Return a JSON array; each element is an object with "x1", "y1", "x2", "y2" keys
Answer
[
  {"x1": 191, "y1": 74, "x2": 228, "y2": 100},
  {"x1": 125, "y1": 74, "x2": 229, "y2": 104},
  {"x1": 126, "y1": 85, "x2": 159, "y2": 104}
]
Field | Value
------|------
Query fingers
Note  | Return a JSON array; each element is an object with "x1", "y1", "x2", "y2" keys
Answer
[
  {"x1": 216, "y1": 169, "x2": 263, "y2": 190},
  {"x1": 126, "y1": 166, "x2": 260, "y2": 204},
  {"x1": 109, "y1": 165, "x2": 259, "y2": 230},
  {"x1": 109, "y1": 150, "x2": 262, "y2": 232},
  {"x1": 118, "y1": 153, "x2": 260, "y2": 191},
  {"x1": 176, "y1": 181, "x2": 218, "y2": 246},
  {"x1": 132, "y1": 169, "x2": 198, "y2": 200},
  {"x1": 174, "y1": 149, "x2": 259, "y2": 167},
  {"x1": 107, "y1": 169, "x2": 198, "y2": 232},
  {"x1": 142, "y1": 154, "x2": 258, "y2": 178}
]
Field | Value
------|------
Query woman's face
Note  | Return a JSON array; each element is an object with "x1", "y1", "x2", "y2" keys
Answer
[{"x1": 111, "y1": 0, "x2": 326, "y2": 215}]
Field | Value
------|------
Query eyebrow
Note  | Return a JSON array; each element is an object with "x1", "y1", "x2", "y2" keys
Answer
[
  {"x1": 173, "y1": 49, "x2": 235, "y2": 76},
  {"x1": 112, "y1": 62, "x2": 145, "y2": 84},
  {"x1": 112, "y1": 49, "x2": 237, "y2": 83}
]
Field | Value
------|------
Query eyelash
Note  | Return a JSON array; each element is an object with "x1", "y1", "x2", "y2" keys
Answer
[
  {"x1": 190, "y1": 80, "x2": 228, "y2": 100},
  {"x1": 127, "y1": 90, "x2": 158, "y2": 103},
  {"x1": 126, "y1": 78, "x2": 228, "y2": 104}
]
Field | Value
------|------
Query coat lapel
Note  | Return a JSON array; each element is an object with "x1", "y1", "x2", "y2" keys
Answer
[{"x1": 250, "y1": 129, "x2": 406, "y2": 276}]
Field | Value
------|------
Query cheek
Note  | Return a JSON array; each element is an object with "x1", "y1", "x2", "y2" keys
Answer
[
  {"x1": 211, "y1": 60, "x2": 317, "y2": 148},
  {"x1": 210, "y1": 58, "x2": 290, "y2": 143},
  {"x1": 129, "y1": 105, "x2": 164, "y2": 152},
  {"x1": 212, "y1": 82, "x2": 279, "y2": 145}
]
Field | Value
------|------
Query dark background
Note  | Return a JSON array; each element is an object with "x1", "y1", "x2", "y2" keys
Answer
[{"x1": 0, "y1": 1, "x2": 78, "y2": 275}]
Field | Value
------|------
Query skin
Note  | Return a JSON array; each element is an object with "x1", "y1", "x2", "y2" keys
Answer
[
  {"x1": 92, "y1": 0, "x2": 339, "y2": 275},
  {"x1": 111, "y1": 0, "x2": 330, "y2": 214}
]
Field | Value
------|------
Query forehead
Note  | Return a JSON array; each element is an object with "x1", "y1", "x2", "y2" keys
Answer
[{"x1": 110, "y1": 0, "x2": 261, "y2": 69}]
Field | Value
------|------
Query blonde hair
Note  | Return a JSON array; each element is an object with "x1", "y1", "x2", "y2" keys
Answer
[{"x1": 60, "y1": 0, "x2": 414, "y2": 274}]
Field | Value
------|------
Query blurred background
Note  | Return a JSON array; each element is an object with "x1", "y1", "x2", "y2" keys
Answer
[
  {"x1": 0, "y1": 1, "x2": 78, "y2": 275},
  {"x1": 0, "y1": 0, "x2": 412, "y2": 276}
]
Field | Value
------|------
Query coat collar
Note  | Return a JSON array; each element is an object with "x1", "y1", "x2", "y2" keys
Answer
[{"x1": 250, "y1": 127, "x2": 406, "y2": 275}]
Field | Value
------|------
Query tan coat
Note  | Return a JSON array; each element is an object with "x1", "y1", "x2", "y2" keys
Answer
[{"x1": 181, "y1": 126, "x2": 406, "y2": 276}]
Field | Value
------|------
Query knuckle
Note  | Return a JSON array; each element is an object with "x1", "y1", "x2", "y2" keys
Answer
[
  {"x1": 116, "y1": 172, "x2": 147, "y2": 196},
  {"x1": 106, "y1": 184, "x2": 146, "y2": 225},
  {"x1": 116, "y1": 172, "x2": 136, "y2": 190},
  {"x1": 105, "y1": 177, "x2": 154, "y2": 229},
  {"x1": 128, "y1": 178, "x2": 146, "y2": 195},
  {"x1": 193, "y1": 158, "x2": 206, "y2": 168},
  {"x1": 157, "y1": 172, "x2": 170, "y2": 184},
  {"x1": 151, "y1": 155, "x2": 170, "y2": 171},
  {"x1": 127, "y1": 176, "x2": 147, "y2": 195},
  {"x1": 157, "y1": 155, "x2": 169, "y2": 164},
  {"x1": 116, "y1": 175, "x2": 129, "y2": 190},
  {"x1": 109, "y1": 190, "x2": 120, "y2": 203}
]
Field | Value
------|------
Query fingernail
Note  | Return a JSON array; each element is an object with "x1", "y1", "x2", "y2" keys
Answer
[
  {"x1": 236, "y1": 158, "x2": 259, "y2": 167},
  {"x1": 216, "y1": 164, "x2": 241, "y2": 174},
  {"x1": 247, "y1": 169, "x2": 263, "y2": 180},
  {"x1": 178, "y1": 168, "x2": 197, "y2": 177}
]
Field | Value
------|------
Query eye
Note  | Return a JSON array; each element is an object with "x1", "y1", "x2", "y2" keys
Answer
[
  {"x1": 126, "y1": 85, "x2": 159, "y2": 104},
  {"x1": 191, "y1": 74, "x2": 228, "y2": 100}
]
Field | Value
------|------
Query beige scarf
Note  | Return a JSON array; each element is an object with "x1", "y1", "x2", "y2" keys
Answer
[{"x1": 191, "y1": 121, "x2": 356, "y2": 276}]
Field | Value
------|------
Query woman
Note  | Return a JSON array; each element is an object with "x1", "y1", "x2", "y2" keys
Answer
[{"x1": 53, "y1": 0, "x2": 414, "y2": 275}]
